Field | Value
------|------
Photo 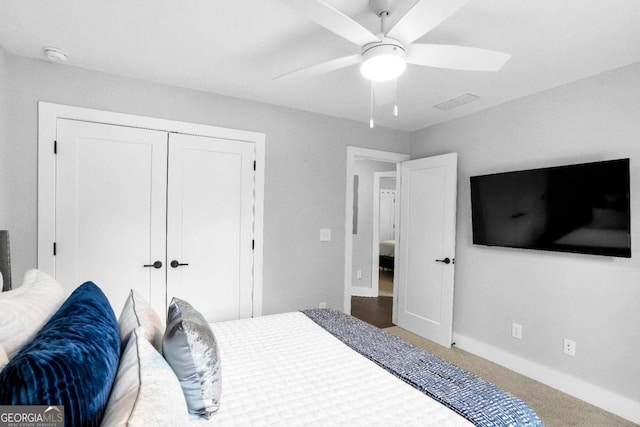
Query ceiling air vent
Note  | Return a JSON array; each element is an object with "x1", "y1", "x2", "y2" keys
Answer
[{"x1": 433, "y1": 93, "x2": 480, "y2": 111}]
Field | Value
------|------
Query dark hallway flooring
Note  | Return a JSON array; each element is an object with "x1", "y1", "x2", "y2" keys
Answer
[
  {"x1": 351, "y1": 269, "x2": 394, "y2": 328},
  {"x1": 351, "y1": 295, "x2": 393, "y2": 328}
]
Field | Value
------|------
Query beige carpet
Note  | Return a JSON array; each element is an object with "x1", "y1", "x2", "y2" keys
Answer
[{"x1": 384, "y1": 326, "x2": 637, "y2": 427}]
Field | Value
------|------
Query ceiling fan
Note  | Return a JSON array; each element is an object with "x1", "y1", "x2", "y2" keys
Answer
[{"x1": 276, "y1": 0, "x2": 510, "y2": 123}]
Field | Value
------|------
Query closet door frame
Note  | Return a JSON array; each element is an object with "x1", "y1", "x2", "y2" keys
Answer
[{"x1": 37, "y1": 102, "x2": 265, "y2": 317}]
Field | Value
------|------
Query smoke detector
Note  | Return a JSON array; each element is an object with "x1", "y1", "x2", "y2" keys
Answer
[{"x1": 43, "y1": 47, "x2": 68, "y2": 63}]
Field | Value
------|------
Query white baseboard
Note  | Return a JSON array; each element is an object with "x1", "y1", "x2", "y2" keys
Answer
[
  {"x1": 453, "y1": 333, "x2": 640, "y2": 424},
  {"x1": 351, "y1": 286, "x2": 378, "y2": 297}
]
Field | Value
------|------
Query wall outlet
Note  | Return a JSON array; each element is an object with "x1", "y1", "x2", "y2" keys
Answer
[
  {"x1": 318, "y1": 302, "x2": 327, "y2": 309},
  {"x1": 356, "y1": 270, "x2": 362, "y2": 279},
  {"x1": 511, "y1": 323, "x2": 523, "y2": 339},
  {"x1": 563, "y1": 338, "x2": 576, "y2": 357}
]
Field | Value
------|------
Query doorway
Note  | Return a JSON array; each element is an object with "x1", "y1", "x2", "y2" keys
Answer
[
  {"x1": 374, "y1": 171, "x2": 397, "y2": 299},
  {"x1": 344, "y1": 147, "x2": 458, "y2": 347},
  {"x1": 350, "y1": 171, "x2": 397, "y2": 327},
  {"x1": 343, "y1": 148, "x2": 409, "y2": 328}
]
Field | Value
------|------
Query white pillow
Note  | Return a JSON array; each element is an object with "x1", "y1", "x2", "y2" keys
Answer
[
  {"x1": 118, "y1": 289, "x2": 164, "y2": 352},
  {"x1": 100, "y1": 327, "x2": 188, "y2": 426},
  {"x1": 0, "y1": 345, "x2": 8, "y2": 371},
  {"x1": 0, "y1": 269, "x2": 66, "y2": 359}
]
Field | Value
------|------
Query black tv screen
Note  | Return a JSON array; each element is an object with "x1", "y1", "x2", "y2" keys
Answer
[{"x1": 470, "y1": 158, "x2": 631, "y2": 258}]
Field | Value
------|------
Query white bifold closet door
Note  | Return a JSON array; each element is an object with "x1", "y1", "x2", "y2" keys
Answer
[{"x1": 54, "y1": 119, "x2": 255, "y2": 322}]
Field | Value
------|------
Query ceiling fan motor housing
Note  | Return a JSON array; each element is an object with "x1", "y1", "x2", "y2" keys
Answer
[{"x1": 360, "y1": 37, "x2": 407, "y2": 81}]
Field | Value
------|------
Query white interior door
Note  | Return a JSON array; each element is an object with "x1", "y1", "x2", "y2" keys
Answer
[
  {"x1": 396, "y1": 153, "x2": 457, "y2": 347},
  {"x1": 379, "y1": 189, "x2": 396, "y2": 241},
  {"x1": 55, "y1": 119, "x2": 168, "y2": 316},
  {"x1": 166, "y1": 133, "x2": 255, "y2": 322}
]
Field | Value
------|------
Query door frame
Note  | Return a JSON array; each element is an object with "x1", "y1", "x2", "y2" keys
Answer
[
  {"x1": 343, "y1": 147, "x2": 409, "y2": 315},
  {"x1": 371, "y1": 171, "x2": 397, "y2": 296},
  {"x1": 38, "y1": 102, "x2": 265, "y2": 317}
]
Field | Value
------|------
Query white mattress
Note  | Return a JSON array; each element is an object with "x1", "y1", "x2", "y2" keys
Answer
[
  {"x1": 380, "y1": 240, "x2": 396, "y2": 257},
  {"x1": 192, "y1": 312, "x2": 472, "y2": 426}
]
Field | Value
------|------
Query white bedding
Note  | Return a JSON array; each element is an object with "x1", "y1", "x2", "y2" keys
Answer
[
  {"x1": 379, "y1": 240, "x2": 395, "y2": 257},
  {"x1": 193, "y1": 312, "x2": 472, "y2": 426}
]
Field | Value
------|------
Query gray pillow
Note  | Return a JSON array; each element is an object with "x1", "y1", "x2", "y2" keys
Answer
[{"x1": 162, "y1": 297, "x2": 221, "y2": 418}]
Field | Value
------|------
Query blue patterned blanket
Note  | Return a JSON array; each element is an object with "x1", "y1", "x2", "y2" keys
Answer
[{"x1": 302, "y1": 309, "x2": 543, "y2": 427}]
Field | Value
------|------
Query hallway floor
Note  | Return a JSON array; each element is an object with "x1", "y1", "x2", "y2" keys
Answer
[
  {"x1": 351, "y1": 295, "x2": 393, "y2": 328},
  {"x1": 351, "y1": 268, "x2": 394, "y2": 328}
]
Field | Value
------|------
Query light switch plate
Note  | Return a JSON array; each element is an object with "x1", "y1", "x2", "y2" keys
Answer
[
  {"x1": 512, "y1": 323, "x2": 522, "y2": 339},
  {"x1": 320, "y1": 228, "x2": 331, "y2": 242}
]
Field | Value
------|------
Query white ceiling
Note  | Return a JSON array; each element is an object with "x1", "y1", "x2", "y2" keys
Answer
[{"x1": 0, "y1": 0, "x2": 639, "y2": 131}]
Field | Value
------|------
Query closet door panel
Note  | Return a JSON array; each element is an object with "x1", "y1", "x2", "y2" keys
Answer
[
  {"x1": 167, "y1": 133, "x2": 255, "y2": 322},
  {"x1": 55, "y1": 120, "x2": 168, "y2": 316}
]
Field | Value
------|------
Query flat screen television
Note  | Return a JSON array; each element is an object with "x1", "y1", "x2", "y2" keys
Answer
[{"x1": 470, "y1": 158, "x2": 631, "y2": 258}]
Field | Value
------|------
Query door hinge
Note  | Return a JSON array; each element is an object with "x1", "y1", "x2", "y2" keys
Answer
[
  {"x1": 253, "y1": 160, "x2": 256, "y2": 171},
  {"x1": 252, "y1": 240, "x2": 255, "y2": 250},
  {"x1": 53, "y1": 140, "x2": 57, "y2": 154},
  {"x1": 53, "y1": 242, "x2": 57, "y2": 256}
]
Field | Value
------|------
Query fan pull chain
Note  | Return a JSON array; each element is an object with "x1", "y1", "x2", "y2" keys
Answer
[
  {"x1": 369, "y1": 82, "x2": 375, "y2": 128},
  {"x1": 393, "y1": 78, "x2": 399, "y2": 117}
]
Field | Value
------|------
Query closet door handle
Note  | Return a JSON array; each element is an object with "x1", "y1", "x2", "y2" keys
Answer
[
  {"x1": 170, "y1": 260, "x2": 189, "y2": 268},
  {"x1": 143, "y1": 261, "x2": 163, "y2": 269},
  {"x1": 435, "y1": 257, "x2": 451, "y2": 264}
]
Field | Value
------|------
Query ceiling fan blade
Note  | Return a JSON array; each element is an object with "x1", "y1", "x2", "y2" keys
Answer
[
  {"x1": 386, "y1": 0, "x2": 471, "y2": 44},
  {"x1": 406, "y1": 44, "x2": 510, "y2": 71},
  {"x1": 274, "y1": 54, "x2": 362, "y2": 80},
  {"x1": 278, "y1": 0, "x2": 380, "y2": 46}
]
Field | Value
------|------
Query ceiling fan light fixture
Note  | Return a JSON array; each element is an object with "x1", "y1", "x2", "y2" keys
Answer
[{"x1": 360, "y1": 41, "x2": 406, "y2": 82}]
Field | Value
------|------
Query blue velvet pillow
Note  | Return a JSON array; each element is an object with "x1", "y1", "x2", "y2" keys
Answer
[{"x1": 0, "y1": 281, "x2": 120, "y2": 427}]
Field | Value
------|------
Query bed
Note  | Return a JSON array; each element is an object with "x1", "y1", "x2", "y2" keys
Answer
[
  {"x1": 201, "y1": 309, "x2": 542, "y2": 426},
  {"x1": 196, "y1": 311, "x2": 472, "y2": 426},
  {"x1": 379, "y1": 239, "x2": 395, "y2": 270},
  {"x1": 0, "y1": 271, "x2": 543, "y2": 426}
]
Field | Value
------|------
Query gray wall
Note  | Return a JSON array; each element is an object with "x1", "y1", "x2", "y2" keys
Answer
[
  {"x1": 351, "y1": 159, "x2": 396, "y2": 291},
  {"x1": 380, "y1": 177, "x2": 396, "y2": 191},
  {"x1": 410, "y1": 63, "x2": 640, "y2": 406},
  {"x1": 1, "y1": 52, "x2": 411, "y2": 313}
]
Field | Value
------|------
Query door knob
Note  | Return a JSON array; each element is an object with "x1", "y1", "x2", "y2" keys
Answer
[
  {"x1": 170, "y1": 260, "x2": 189, "y2": 268},
  {"x1": 143, "y1": 261, "x2": 163, "y2": 269},
  {"x1": 435, "y1": 257, "x2": 451, "y2": 264}
]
